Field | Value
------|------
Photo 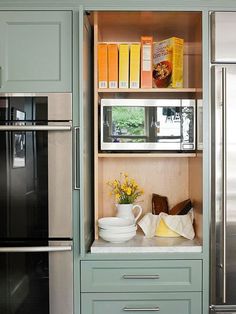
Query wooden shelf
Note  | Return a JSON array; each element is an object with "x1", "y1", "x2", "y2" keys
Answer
[
  {"x1": 98, "y1": 88, "x2": 200, "y2": 93},
  {"x1": 98, "y1": 153, "x2": 197, "y2": 158}
]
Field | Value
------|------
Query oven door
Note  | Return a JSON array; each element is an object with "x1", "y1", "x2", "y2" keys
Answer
[
  {"x1": 0, "y1": 94, "x2": 72, "y2": 240},
  {"x1": 0, "y1": 241, "x2": 73, "y2": 314},
  {"x1": 0, "y1": 124, "x2": 72, "y2": 240}
]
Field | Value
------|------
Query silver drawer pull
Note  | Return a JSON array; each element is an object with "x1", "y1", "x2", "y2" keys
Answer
[
  {"x1": 123, "y1": 275, "x2": 160, "y2": 280},
  {"x1": 123, "y1": 307, "x2": 160, "y2": 312}
]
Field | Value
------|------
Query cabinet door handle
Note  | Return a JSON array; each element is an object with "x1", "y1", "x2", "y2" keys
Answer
[
  {"x1": 73, "y1": 126, "x2": 80, "y2": 190},
  {"x1": 123, "y1": 275, "x2": 160, "y2": 280},
  {"x1": 123, "y1": 307, "x2": 160, "y2": 312}
]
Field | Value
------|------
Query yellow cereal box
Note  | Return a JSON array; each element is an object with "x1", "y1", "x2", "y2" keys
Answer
[
  {"x1": 153, "y1": 37, "x2": 184, "y2": 88},
  {"x1": 130, "y1": 43, "x2": 141, "y2": 89},
  {"x1": 119, "y1": 44, "x2": 129, "y2": 89}
]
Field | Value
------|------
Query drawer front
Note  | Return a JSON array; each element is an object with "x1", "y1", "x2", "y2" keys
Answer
[
  {"x1": 81, "y1": 292, "x2": 202, "y2": 314},
  {"x1": 81, "y1": 260, "x2": 202, "y2": 292}
]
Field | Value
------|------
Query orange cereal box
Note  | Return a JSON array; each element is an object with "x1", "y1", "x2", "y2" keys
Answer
[
  {"x1": 108, "y1": 44, "x2": 118, "y2": 88},
  {"x1": 98, "y1": 43, "x2": 108, "y2": 88},
  {"x1": 153, "y1": 37, "x2": 184, "y2": 88},
  {"x1": 141, "y1": 36, "x2": 153, "y2": 88}
]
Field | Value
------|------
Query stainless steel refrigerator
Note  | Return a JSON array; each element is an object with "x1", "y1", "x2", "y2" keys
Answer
[{"x1": 211, "y1": 11, "x2": 236, "y2": 313}]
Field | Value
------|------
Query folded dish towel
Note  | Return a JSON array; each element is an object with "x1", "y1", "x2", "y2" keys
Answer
[{"x1": 138, "y1": 209, "x2": 195, "y2": 240}]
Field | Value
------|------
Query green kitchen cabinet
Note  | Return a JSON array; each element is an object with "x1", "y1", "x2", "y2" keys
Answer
[
  {"x1": 81, "y1": 260, "x2": 202, "y2": 293},
  {"x1": 79, "y1": 7, "x2": 208, "y2": 314},
  {"x1": 0, "y1": 11, "x2": 72, "y2": 92},
  {"x1": 81, "y1": 292, "x2": 202, "y2": 314}
]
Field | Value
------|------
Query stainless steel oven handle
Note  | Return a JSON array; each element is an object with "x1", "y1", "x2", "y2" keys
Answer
[
  {"x1": 0, "y1": 125, "x2": 72, "y2": 131},
  {"x1": 0, "y1": 246, "x2": 72, "y2": 253},
  {"x1": 222, "y1": 67, "x2": 227, "y2": 304},
  {"x1": 73, "y1": 126, "x2": 80, "y2": 190}
]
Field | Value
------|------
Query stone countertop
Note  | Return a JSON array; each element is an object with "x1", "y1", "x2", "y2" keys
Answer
[{"x1": 91, "y1": 233, "x2": 202, "y2": 253}]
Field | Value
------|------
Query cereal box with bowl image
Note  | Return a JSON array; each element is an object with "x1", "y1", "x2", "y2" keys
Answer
[{"x1": 153, "y1": 37, "x2": 184, "y2": 88}]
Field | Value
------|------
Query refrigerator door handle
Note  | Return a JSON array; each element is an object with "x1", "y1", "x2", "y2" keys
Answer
[{"x1": 221, "y1": 67, "x2": 227, "y2": 304}]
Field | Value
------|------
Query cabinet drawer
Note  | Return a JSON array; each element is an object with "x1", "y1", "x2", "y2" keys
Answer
[
  {"x1": 81, "y1": 260, "x2": 202, "y2": 292},
  {"x1": 81, "y1": 292, "x2": 201, "y2": 314}
]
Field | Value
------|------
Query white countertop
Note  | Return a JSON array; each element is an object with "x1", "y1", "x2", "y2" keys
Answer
[{"x1": 91, "y1": 233, "x2": 202, "y2": 253}]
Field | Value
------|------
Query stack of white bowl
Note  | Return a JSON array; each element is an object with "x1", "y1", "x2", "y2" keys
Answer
[{"x1": 98, "y1": 217, "x2": 137, "y2": 243}]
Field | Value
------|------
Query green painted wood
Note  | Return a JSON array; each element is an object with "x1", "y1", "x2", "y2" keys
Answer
[
  {"x1": 80, "y1": 10, "x2": 94, "y2": 258},
  {"x1": 0, "y1": 11, "x2": 72, "y2": 92},
  {"x1": 0, "y1": 4, "x2": 212, "y2": 314},
  {"x1": 81, "y1": 260, "x2": 202, "y2": 293},
  {"x1": 81, "y1": 292, "x2": 202, "y2": 314},
  {"x1": 1, "y1": 0, "x2": 236, "y2": 11},
  {"x1": 72, "y1": 9, "x2": 81, "y2": 314},
  {"x1": 202, "y1": 9, "x2": 210, "y2": 314}
]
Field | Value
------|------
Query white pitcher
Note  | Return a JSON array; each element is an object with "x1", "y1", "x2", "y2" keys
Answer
[{"x1": 116, "y1": 204, "x2": 142, "y2": 223}]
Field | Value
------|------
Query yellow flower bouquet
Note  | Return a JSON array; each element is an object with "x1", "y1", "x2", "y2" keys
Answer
[{"x1": 107, "y1": 173, "x2": 144, "y2": 204}]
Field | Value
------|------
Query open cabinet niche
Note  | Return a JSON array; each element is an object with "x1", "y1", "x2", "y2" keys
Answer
[
  {"x1": 97, "y1": 155, "x2": 203, "y2": 242},
  {"x1": 84, "y1": 10, "x2": 203, "y2": 252}
]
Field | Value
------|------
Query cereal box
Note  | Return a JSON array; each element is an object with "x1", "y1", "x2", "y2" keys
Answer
[
  {"x1": 141, "y1": 36, "x2": 153, "y2": 88},
  {"x1": 119, "y1": 44, "x2": 129, "y2": 89},
  {"x1": 108, "y1": 44, "x2": 118, "y2": 88},
  {"x1": 153, "y1": 37, "x2": 184, "y2": 88},
  {"x1": 98, "y1": 43, "x2": 108, "y2": 88},
  {"x1": 130, "y1": 43, "x2": 141, "y2": 89}
]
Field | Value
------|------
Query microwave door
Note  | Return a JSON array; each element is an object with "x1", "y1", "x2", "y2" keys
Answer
[{"x1": 0, "y1": 125, "x2": 72, "y2": 240}]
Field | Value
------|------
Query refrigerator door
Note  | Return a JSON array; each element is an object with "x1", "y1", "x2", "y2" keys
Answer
[
  {"x1": 211, "y1": 12, "x2": 236, "y2": 63},
  {"x1": 211, "y1": 65, "x2": 236, "y2": 312}
]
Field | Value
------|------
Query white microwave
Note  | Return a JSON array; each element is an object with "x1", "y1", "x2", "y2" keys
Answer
[{"x1": 100, "y1": 99, "x2": 196, "y2": 151}]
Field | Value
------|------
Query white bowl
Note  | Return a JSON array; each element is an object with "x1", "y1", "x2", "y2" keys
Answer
[
  {"x1": 99, "y1": 225, "x2": 137, "y2": 234},
  {"x1": 99, "y1": 229, "x2": 136, "y2": 243},
  {"x1": 98, "y1": 217, "x2": 135, "y2": 229}
]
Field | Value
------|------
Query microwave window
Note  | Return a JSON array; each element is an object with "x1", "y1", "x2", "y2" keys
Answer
[{"x1": 103, "y1": 106, "x2": 147, "y2": 143}]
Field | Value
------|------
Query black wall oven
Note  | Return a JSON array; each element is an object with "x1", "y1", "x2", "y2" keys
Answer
[{"x1": 0, "y1": 93, "x2": 73, "y2": 314}]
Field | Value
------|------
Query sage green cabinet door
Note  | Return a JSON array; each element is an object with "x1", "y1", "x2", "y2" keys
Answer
[
  {"x1": 0, "y1": 11, "x2": 72, "y2": 92},
  {"x1": 81, "y1": 292, "x2": 202, "y2": 314}
]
